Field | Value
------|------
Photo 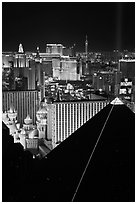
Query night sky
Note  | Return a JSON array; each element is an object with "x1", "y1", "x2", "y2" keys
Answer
[{"x1": 2, "y1": 2, "x2": 135, "y2": 52}]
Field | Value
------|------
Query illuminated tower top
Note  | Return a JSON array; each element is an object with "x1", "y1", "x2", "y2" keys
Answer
[{"x1": 18, "y1": 43, "x2": 24, "y2": 53}]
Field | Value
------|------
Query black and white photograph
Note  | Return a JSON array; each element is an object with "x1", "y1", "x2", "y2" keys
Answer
[{"x1": 2, "y1": 1, "x2": 135, "y2": 202}]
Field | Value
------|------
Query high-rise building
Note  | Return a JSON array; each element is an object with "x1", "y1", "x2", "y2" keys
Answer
[
  {"x1": 63, "y1": 46, "x2": 75, "y2": 57},
  {"x1": 2, "y1": 44, "x2": 30, "y2": 68},
  {"x1": 2, "y1": 90, "x2": 39, "y2": 126},
  {"x1": 119, "y1": 59, "x2": 135, "y2": 84},
  {"x1": 119, "y1": 78, "x2": 133, "y2": 101},
  {"x1": 92, "y1": 70, "x2": 122, "y2": 96},
  {"x1": 85, "y1": 35, "x2": 89, "y2": 74},
  {"x1": 41, "y1": 99, "x2": 109, "y2": 149},
  {"x1": 52, "y1": 56, "x2": 80, "y2": 81},
  {"x1": 46, "y1": 44, "x2": 64, "y2": 55},
  {"x1": 2, "y1": 52, "x2": 14, "y2": 68},
  {"x1": 60, "y1": 57, "x2": 80, "y2": 81},
  {"x1": 45, "y1": 44, "x2": 81, "y2": 81},
  {"x1": 42, "y1": 59, "x2": 53, "y2": 77}
]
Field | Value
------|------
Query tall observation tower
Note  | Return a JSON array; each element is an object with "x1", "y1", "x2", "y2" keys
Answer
[{"x1": 85, "y1": 35, "x2": 88, "y2": 71}]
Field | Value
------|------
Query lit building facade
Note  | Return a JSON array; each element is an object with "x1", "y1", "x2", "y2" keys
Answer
[
  {"x1": 52, "y1": 56, "x2": 81, "y2": 81},
  {"x1": 92, "y1": 70, "x2": 122, "y2": 96},
  {"x1": 2, "y1": 44, "x2": 45, "y2": 91},
  {"x1": 60, "y1": 57, "x2": 80, "y2": 81},
  {"x1": 2, "y1": 52, "x2": 14, "y2": 68},
  {"x1": 43, "y1": 99, "x2": 108, "y2": 148},
  {"x1": 2, "y1": 90, "x2": 39, "y2": 126},
  {"x1": 119, "y1": 78, "x2": 133, "y2": 102},
  {"x1": 119, "y1": 59, "x2": 135, "y2": 84},
  {"x1": 45, "y1": 44, "x2": 81, "y2": 81},
  {"x1": 2, "y1": 45, "x2": 30, "y2": 69},
  {"x1": 2, "y1": 44, "x2": 81, "y2": 92},
  {"x1": 52, "y1": 58, "x2": 61, "y2": 79},
  {"x1": 46, "y1": 44, "x2": 64, "y2": 55}
]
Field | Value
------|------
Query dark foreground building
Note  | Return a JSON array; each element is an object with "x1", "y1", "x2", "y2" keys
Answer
[{"x1": 2, "y1": 98, "x2": 135, "y2": 202}]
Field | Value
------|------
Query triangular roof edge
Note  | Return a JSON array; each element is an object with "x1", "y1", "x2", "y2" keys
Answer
[{"x1": 110, "y1": 97, "x2": 124, "y2": 105}]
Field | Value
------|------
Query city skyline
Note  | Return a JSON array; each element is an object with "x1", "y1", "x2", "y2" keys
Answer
[
  {"x1": 2, "y1": 2, "x2": 135, "y2": 202},
  {"x1": 2, "y1": 2, "x2": 135, "y2": 52}
]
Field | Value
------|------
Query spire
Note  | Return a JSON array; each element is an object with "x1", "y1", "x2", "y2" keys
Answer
[{"x1": 18, "y1": 43, "x2": 24, "y2": 53}]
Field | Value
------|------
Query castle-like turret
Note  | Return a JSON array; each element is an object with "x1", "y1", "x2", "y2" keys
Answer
[
  {"x1": 7, "y1": 107, "x2": 17, "y2": 122},
  {"x1": 23, "y1": 115, "x2": 34, "y2": 131},
  {"x1": 18, "y1": 115, "x2": 39, "y2": 150},
  {"x1": 4, "y1": 107, "x2": 18, "y2": 136},
  {"x1": 36, "y1": 106, "x2": 47, "y2": 139}
]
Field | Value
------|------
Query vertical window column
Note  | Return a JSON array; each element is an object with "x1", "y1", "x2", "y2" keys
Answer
[
  {"x1": 63, "y1": 104, "x2": 66, "y2": 140},
  {"x1": 70, "y1": 103, "x2": 72, "y2": 135},
  {"x1": 57, "y1": 104, "x2": 60, "y2": 143},
  {"x1": 75, "y1": 103, "x2": 77, "y2": 131},
  {"x1": 81, "y1": 103, "x2": 83, "y2": 126},
  {"x1": 93, "y1": 103, "x2": 95, "y2": 117},
  {"x1": 84, "y1": 103, "x2": 86, "y2": 124},
  {"x1": 66, "y1": 104, "x2": 68, "y2": 138},
  {"x1": 78, "y1": 103, "x2": 80, "y2": 128},
  {"x1": 72, "y1": 103, "x2": 74, "y2": 133},
  {"x1": 61, "y1": 103, "x2": 63, "y2": 142},
  {"x1": 87, "y1": 102, "x2": 89, "y2": 121}
]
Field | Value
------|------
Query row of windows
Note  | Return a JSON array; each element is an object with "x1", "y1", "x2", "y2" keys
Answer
[
  {"x1": 56, "y1": 102, "x2": 106, "y2": 112},
  {"x1": 54, "y1": 101, "x2": 107, "y2": 144},
  {"x1": 56, "y1": 102, "x2": 106, "y2": 122},
  {"x1": 26, "y1": 139, "x2": 38, "y2": 148}
]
